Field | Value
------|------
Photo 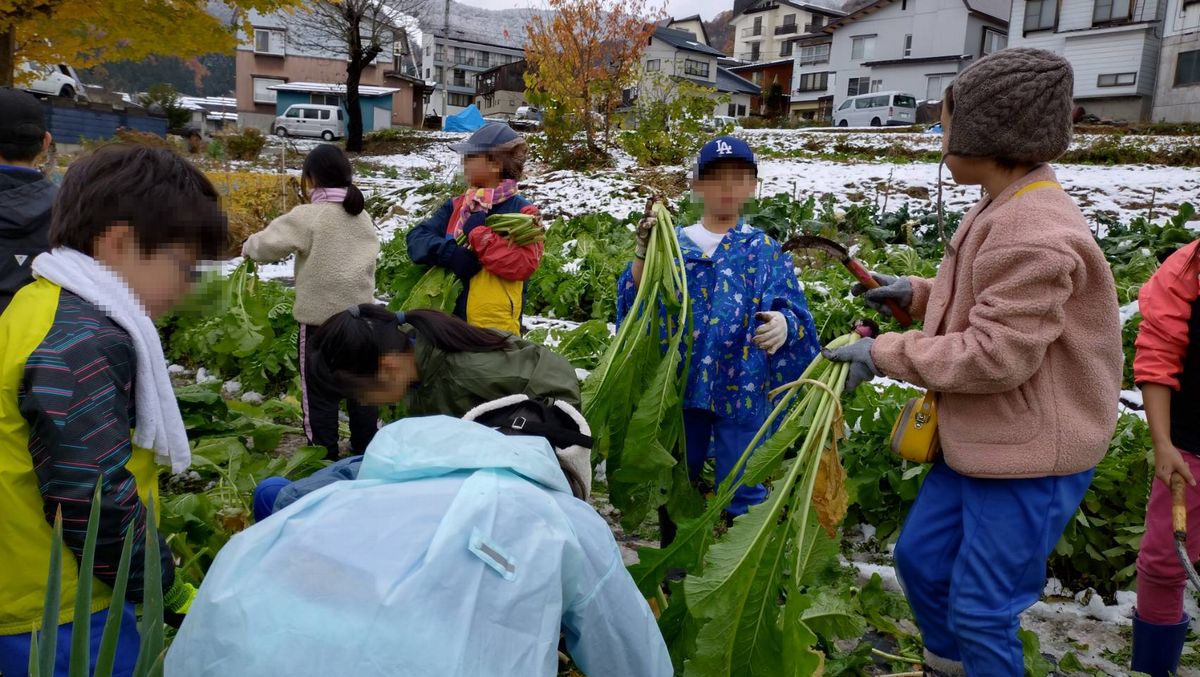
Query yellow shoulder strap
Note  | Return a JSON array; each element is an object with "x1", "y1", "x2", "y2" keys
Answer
[{"x1": 1013, "y1": 180, "x2": 1061, "y2": 200}]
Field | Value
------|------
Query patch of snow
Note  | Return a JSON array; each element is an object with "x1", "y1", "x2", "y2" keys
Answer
[
  {"x1": 195, "y1": 368, "x2": 219, "y2": 385},
  {"x1": 562, "y1": 257, "x2": 584, "y2": 274},
  {"x1": 168, "y1": 364, "x2": 188, "y2": 374},
  {"x1": 240, "y1": 391, "x2": 264, "y2": 405},
  {"x1": 223, "y1": 380, "x2": 242, "y2": 396},
  {"x1": 575, "y1": 368, "x2": 591, "y2": 381}
]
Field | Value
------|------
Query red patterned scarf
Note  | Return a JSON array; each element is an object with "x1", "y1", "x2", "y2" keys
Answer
[{"x1": 448, "y1": 179, "x2": 520, "y2": 237}]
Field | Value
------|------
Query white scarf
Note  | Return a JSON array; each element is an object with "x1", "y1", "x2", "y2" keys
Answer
[{"x1": 32, "y1": 248, "x2": 191, "y2": 472}]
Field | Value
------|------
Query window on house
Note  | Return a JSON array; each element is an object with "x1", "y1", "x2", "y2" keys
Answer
[
  {"x1": 847, "y1": 76, "x2": 871, "y2": 96},
  {"x1": 926, "y1": 73, "x2": 955, "y2": 101},
  {"x1": 453, "y1": 68, "x2": 467, "y2": 87},
  {"x1": 738, "y1": 104, "x2": 747, "y2": 116},
  {"x1": 810, "y1": 15, "x2": 825, "y2": 30},
  {"x1": 448, "y1": 93, "x2": 472, "y2": 107},
  {"x1": 1024, "y1": 0, "x2": 1058, "y2": 31},
  {"x1": 1177, "y1": 50, "x2": 1200, "y2": 86},
  {"x1": 1093, "y1": 0, "x2": 1133, "y2": 23},
  {"x1": 480, "y1": 52, "x2": 490, "y2": 68},
  {"x1": 310, "y1": 94, "x2": 340, "y2": 106},
  {"x1": 253, "y1": 29, "x2": 285, "y2": 56},
  {"x1": 902, "y1": 0, "x2": 908, "y2": 8},
  {"x1": 753, "y1": 71, "x2": 763, "y2": 85},
  {"x1": 784, "y1": 14, "x2": 796, "y2": 25},
  {"x1": 754, "y1": 16, "x2": 763, "y2": 33},
  {"x1": 684, "y1": 59, "x2": 711, "y2": 78},
  {"x1": 1097, "y1": 72, "x2": 1137, "y2": 86},
  {"x1": 728, "y1": 103, "x2": 739, "y2": 116},
  {"x1": 800, "y1": 43, "x2": 831, "y2": 65},
  {"x1": 426, "y1": 68, "x2": 431, "y2": 79},
  {"x1": 436, "y1": 66, "x2": 444, "y2": 82},
  {"x1": 904, "y1": 34, "x2": 913, "y2": 57},
  {"x1": 646, "y1": 59, "x2": 661, "y2": 72},
  {"x1": 781, "y1": 41, "x2": 794, "y2": 56},
  {"x1": 982, "y1": 28, "x2": 1007, "y2": 54},
  {"x1": 851, "y1": 35, "x2": 877, "y2": 60},
  {"x1": 797, "y1": 72, "x2": 829, "y2": 91},
  {"x1": 252, "y1": 77, "x2": 284, "y2": 104},
  {"x1": 871, "y1": 79, "x2": 882, "y2": 92},
  {"x1": 750, "y1": 44, "x2": 761, "y2": 60}
]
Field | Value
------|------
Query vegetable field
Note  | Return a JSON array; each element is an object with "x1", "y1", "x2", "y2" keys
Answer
[{"x1": 137, "y1": 129, "x2": 1200, "y2": 674}]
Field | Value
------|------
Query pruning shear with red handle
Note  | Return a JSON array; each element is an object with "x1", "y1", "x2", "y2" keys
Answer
[{"x1": 782, "y1": 234, "x2": 914, "y2": 328}]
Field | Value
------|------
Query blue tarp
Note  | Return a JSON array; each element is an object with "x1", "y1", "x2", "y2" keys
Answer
[{"x1": 444, "y1": 104, "x2": 486, "y2": 132}]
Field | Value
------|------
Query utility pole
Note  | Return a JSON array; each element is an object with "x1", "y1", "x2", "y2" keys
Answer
[{"x1": 441, "y1": 0, "x2": 449, "y2": 124}]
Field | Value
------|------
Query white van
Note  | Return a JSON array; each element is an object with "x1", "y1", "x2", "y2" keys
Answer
[
  {"x1": 834, "y1": 91, "x2": 918, "y2": 128},
  {"x1": 273, "y1": 104, "x2": 345, "y2": 141},
  {"x1": 19, "y1": 63, "x2": 87, "y2": 100}
]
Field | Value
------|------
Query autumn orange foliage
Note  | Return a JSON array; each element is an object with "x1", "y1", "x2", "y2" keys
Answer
[
  {"x1": 0, "y1": 0, "x2": 299, "y2": 87},
  {"x1": 524, "y1": 0, "x2": 665, "y2": 152}
]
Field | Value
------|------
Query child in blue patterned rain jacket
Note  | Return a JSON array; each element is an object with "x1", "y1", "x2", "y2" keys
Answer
[{"x1": 617, "y1": 136, "x2": 820, "y2": 522}]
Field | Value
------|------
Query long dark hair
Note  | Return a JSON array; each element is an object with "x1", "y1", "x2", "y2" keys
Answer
[
  {"x1": 302, "y1": 144, "x2": 365, "y2": 216},
  {"x1": 309, "y1": 305, "x2": 510, "y2": 397}
]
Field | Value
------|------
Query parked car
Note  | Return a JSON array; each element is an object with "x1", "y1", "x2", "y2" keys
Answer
[
  {"x1": 706, "y1": 115, "x2": 743, "y2": 132},
  {"x1": 514, "y1": 105, "x2": 543, "y2": 122},
  {"x1": 19, "y1": 63, "x2": 87, "y2": 100},
  {"x1": 833, "y1": 92, "x2": 918, "y2": 128},
  {"x1": 273, "y1": 104, "x2": 345, "y2": 141}
]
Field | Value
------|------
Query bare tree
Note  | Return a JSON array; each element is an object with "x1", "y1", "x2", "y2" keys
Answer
[{"x1": 286, "y1": 0, "x2": 425, "y2": 151}]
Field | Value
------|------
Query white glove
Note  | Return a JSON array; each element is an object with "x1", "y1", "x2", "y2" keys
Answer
[{"x1": 753, "y1": 311, "x2": 788, "y2": 356}]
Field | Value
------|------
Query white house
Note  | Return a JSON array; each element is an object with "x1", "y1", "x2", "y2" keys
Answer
[
  {"x1": 1151, "y1": 0, "x2": 1200, "y2": 120},
  {"x1": 641, "y1": 26, "x2": 761, "y2": 117},
  {"x1": 668, "y1": 15, "x2": 714, "y2": 47},
  {"x1": 1008, "y1": 0, "x2": 1166, "y2": 120},
  {"x1": 824, "y1": 0, "x2": 1012, "y2": 112},
  {"x1": 730, "y1": 0, "x2": 846, "y2": 64}
]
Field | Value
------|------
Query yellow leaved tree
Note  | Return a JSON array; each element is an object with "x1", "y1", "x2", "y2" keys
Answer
[{"x1": 0, "y1": 0, "x2": 300, "y2": 87}]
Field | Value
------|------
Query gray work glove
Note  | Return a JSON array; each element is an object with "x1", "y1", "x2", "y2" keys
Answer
[
  {"x1": 634, "y1": 215, "x2": 656, "y2": 260},
  {"x1": 851, "y1": 273, "x2": 912, "y2": 318},
  {"x1": 823, "y1": 338, "x2": 880, "y2": 391}
]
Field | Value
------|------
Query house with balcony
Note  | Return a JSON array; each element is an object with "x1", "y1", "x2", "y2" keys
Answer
[
  {"x1": 475, "y1": 59, "x2": 529, "y2": 118},
  {"x1": 639, "y1": 26, "x2": 760, "y2": 117},
  {"x1": 730, "y1": 0, "x2": 846, "y2": 64},
  {"x1": 421, "y1": 29, "x2": 525, "y2": 118},
  {"x1": 824, "y1": 0, "x2": 1011, "y2": 113},
  {"x1": 234, "y1": 10, "x2": 425, "y2": 130},
  {"x1": 1009, "y1": 0, "x2": 1166, "y2": 120},
  {"x1": 1152, "y1": 0, "x2": 1200, "y2": 120},
  {"x1": 785, "y1": 31, "x2": 836, "y2": 119}
]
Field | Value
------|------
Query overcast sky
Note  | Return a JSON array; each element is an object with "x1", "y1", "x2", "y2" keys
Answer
[{"x1": 456, "y1": 0, "x2": 734, "y2": 21}]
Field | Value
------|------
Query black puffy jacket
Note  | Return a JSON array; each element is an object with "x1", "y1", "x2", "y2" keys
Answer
[{"x1": 0, "y1": 166, "x2": 55, "y2": 315}]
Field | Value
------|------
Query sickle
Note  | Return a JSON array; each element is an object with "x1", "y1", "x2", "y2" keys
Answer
[
  {"x1": 782, "y1": 234, "x2": 914, "y2": 327},
  {"x1": 1172, "y1": 474, "x2": 1200, "y2": 593}
]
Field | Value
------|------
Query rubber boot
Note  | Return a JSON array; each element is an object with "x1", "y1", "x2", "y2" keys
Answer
[{"x1": 1131, "y1": 612, "x2": 1190, "y2": 677}]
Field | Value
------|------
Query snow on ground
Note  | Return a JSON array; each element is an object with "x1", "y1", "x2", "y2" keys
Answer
[
  {"x1": 225, "y1": 128, "x2": 1200, "y2": 282},
  {"x1": 758, "y1": 157, "x2": 1200, "y2": 231},
  {"x1": 744, "y1": 127, "x2": 1200, "y2": 157}
]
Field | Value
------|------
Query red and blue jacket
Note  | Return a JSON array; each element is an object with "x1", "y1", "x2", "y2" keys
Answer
[{"x1": 1135, "y1": 240, "x2": 1200, "y2": 454}]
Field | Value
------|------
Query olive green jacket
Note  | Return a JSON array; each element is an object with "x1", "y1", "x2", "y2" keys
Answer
[{"x1": 405, "y1": 335, "x2": 581, "y2": 418}]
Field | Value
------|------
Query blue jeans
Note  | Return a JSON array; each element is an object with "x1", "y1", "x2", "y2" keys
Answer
[
  {"x1": 894, "y1": 462, "x2": 1094, "y2": 676},
  {"x1": 0, "y1": 603, "x2": 139, "y2": 677},
  {"x1": 683, "y1": 409, "x2": 769, "y2": 516}
]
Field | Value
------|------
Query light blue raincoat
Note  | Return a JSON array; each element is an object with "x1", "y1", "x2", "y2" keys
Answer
[{"x1": 166, "y1": 416, "x2": 671, "y2": 677}]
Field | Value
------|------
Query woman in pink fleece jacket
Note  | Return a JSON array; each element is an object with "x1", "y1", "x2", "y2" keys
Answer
[{"x1": 827, "y1": 49, "x2": 1123, "y2": 676}]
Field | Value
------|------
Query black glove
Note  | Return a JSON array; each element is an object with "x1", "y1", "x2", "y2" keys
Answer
[
  {"x1": 445, "y1": 243, "x2": 482, "y2": 282},
  {"x1": 461, "y1": 211, "x2": 488, "y2": 238}
]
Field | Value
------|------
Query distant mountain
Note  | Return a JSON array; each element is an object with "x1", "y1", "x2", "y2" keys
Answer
[
  {"x1": 82, "y1": 53, "x2": 235, "y2": 98},
  {"x1": 415, "y1": 1, "x2": 554, "y2": 47},
  {"x1": 706, "y1": 9, "x2": 735, "y2": 54}
]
